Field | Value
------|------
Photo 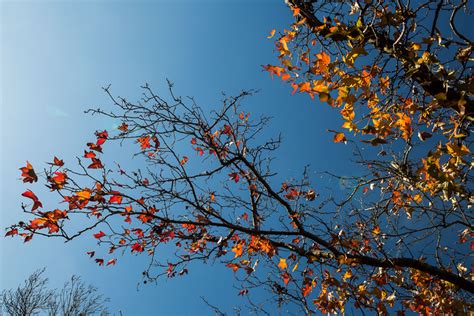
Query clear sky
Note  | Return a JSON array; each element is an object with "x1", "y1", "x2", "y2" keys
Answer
[{"x1": 1, "y1": 1, "x2": 354, "y2": 314}]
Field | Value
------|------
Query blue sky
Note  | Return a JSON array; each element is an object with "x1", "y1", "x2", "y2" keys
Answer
[{"x1": 1, "y1": 1, "x2": 354, "y2": 314}]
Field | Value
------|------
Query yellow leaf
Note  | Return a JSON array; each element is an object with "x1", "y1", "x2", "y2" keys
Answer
[
  {"x1": 292, "y1": 262, "x2": 299, "y2": 272},
  {"x1": 278, "y1": 258, "x2": 287, "y2": 270},
  {"x1": 413, "y1": 194, "x2": 422, "y2": 203},
  {"x1": 232, "y1": 242, "x2": 244, "y2": 258},
  {"x1": 446, "y1": 142, "x2": 470, "y2": 157},
  {"x1": 267, "y1": 29, "x2": 276, "y2": 39},
  {"x1": 372, "y1": 226, "x2": 381, "y2": 235},
  {"x1": 343, "y1": 269, "x2": 353, "y2": 280},
  {"x1": 76, "y1": 190, "x2": 91, "y2": 200}
]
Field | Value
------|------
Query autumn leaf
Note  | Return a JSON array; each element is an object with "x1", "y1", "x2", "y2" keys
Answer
[
  {"x1": 87, "y1": 142, "x2": 103, "y2": 153},
  {"x1": 278, "y1": 258, "x2": 288, "y2": 270},
  {"x1": 95, "y1": 259, "x2": 104, "y2": 266},
  {"x1": 5, "y1": 228, "x2": 18, "y2": 237},
  {"x1": 226, "y1": 263, "x2": 240, "y2": 273},
  {"x1": 76, "y1": 190, "x2": 91, "y2": 200},
  {"x1": 86, "y1": 251, "x2": 95, "y2": 258},
  {"x1": 343, "y1": 269, "x2": 353, "y2": 280},
  {"x1": 50, "y1": 172, "x2": 67, "y2": 190},
  {"x1": 49, "y1": 156, "x2": 64, "y2": 167},
  {"x1": 238, "y1": 289, "x2": 249, "y2": 296},
  {"x1": 118, "y1": 122, "x2": 128, "y2": 132},
  {"x1": 180, "y1": 156, "x2": 189, "y2": 166},
  {"x1": 131, "y1": 242, "x2": 144, "y2": 253},
  {"x1": 333, "y1": 132, "x2": 346, "y2": 143},
  {"x1": 229, "y1": 172, "x2": 240, "y2": 183},
  {"x1": 106, "y1": 258, "x2": 117, "y2": 266},
  {"x1": 88, "y1": 158, "x2": 104, "y2": 169},
  {"x1": 21, "y1": 190, "x2": 42, "y2": 211},
  {"x1": 292, "y1": 262, "x2": 299, "y2": 272},
  {"x1": 302, "y1": 282, "x2": 312, "y2": 297},
  {"x1": 137, "y1": 136, "x2": 151, "y2": 150},
  {"x1": 109, "y1": 194, "x2": 123, "y2": 204},
  {"x1": 446, "y1": 142, "x2": 470, "y2": 157},
  {"x1": 19, "y1": 161, "x2": 38, "y2": 183},
  {"x1": 263, "y1": 65, "x2": 286, "y2": 78},
  {"x1": 232, "y1": 242, "x2": 244, "y2": 258},
  {"x1": 84, "y1": 151, "x2": 96, "y2": 158},
  {"x1": 282, "y1": 272, "x2": 290, "y2": 285},
  {"x1": 93, "y1": 231, "x2": 106, "y2": 239},
  {"x1": 195, "y1": 147, "x2": 204, "y2": 156},
  {"x1": 373, "y1": 226, "x2": 381, "y2": 235},
  {"x1": 267, "y1": 29, "x2": 276, "y2": 39}
]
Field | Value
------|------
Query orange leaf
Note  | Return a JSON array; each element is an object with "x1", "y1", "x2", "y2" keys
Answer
[
  {"x1": 84, "y1": 151, "x2": 96, "y2": 159},
  {"x1": 278, "y1": 258, "x2": 287, "y2": 270},
  {"x1": 232, "y1": 242, "x2": 244, "y2": 258},
  {"x1": 76, "y1": 190, "x2": 91, "y2": 200},
  {"x1": 118, "y1": 122, "x2": 128, "y2": 132},
  {"x1": 333, "y1": 132, "x2": 346, "y2": 143},
  {"x1": 137, "y1": 136, "x2": 151, "y2": 150},
  {"x1": 373, "y1": 226, "x2": 381, "y2": 235},
  {"x1": 180, "y1": 156, "x2": 189, "y2": 166}
]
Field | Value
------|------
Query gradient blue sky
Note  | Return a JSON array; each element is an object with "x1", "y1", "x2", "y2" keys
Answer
[{"x1": 1, "y1": 1, "x2": 354, "y2": 314}]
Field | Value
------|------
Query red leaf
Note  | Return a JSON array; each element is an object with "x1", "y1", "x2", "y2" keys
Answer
[
  {"x1": 109, "y1": 195, "x2": 123, "y2": 204},
  {"x1": 84, "y1": 151, "x2": 96, "y2": 159},
  {"x1": 137, "y1": 136, "x2": 151, "y2": 150},
  {"x1": 93, "y1": 231, "x2": 106, "y2": 239},
  {"x1": 106, "y1": 258, "x2": 117, "y2": 266},
  {"x1": 96, "y1": 130, "x2": 108, "y2": 139},
  {"x1": 49, "y1": 156, "x2": 64, "y2": 167},
  {"x1": 118, "y1": 122, "x2": 128, "y2": 132},
  {"x1": 5, "y1": 228, "x2": 18, "y2": 237},
  {"x1": 87, "y1": 142, "x2": 103, "y2": 153},
  {"x1": 88, "y1": 158, "x2": 104, "y2": 169},
  {"x1": 238, "y1": 289, "x2": 249, "y2": 296},
  {"x1": 95, "y1": 130, "x2": 108, "y2": 146},
  {"x1": 86, "y1": 251, "x2": 95, "y2": 258},
  {"x1": 19, "y1": 161, "x2": 38, "y2": 183},
  {"x1": 229, "y1": 172, "x2": 240, "y2": 183},
  {"x1": 131, "y1": 242, "x2": 144, "y2": 253},
  {"x1": 180, "y1": 156, "x2": 189, "y2": 166},
  {"x1": 195, "y1": 147, "x2": 204, "y2": 156},
  {"x1": 21, "y1": 190, "x2": 43, "y2": 211},
  {"x1": 226, "y1": 263, "x2": 240, "y2": 272},
  {"x1": 95, "y1": 258, "x2": 104, "y2": 266},
  {"x1": 222, "y1": 125, "x2": 232, "y2": 136},
  {"x1": 282, "y1": 271, "x2": 290, "y2": 285}
]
